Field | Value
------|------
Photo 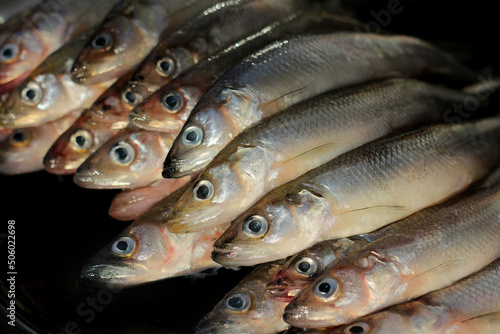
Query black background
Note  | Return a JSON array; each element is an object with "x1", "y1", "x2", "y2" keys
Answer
[{"x1": 1, "y1": 1, "x2": 499, "y2": 333}]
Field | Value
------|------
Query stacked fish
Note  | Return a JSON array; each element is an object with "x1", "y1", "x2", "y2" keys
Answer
[{"x1": 1, "y1": 0, "x2": 500, "y2": 333}]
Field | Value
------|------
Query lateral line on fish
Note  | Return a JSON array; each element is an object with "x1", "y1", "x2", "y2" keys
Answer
[
  {"x1": 414, "y1": 258, "x2": 468, "y2": 279},
  {"x1": 261, "y1": 83, "x2": 312, "y2": 111},
  {"x1": 462, "y1": 311, "x2": 500, "y2": 324},
  {"x1": 341, "y1": 205, "x2": 407, "y2": 214},
  {"x1": 282, "y1": 143, "x2": 335, "y2": 164}
]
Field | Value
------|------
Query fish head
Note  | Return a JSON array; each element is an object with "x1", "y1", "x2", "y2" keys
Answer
[
  {"x1": 266, "y1": 242, "x2": 342, "y2": 303},
  {"x1": 0, "y1": 27, "x2": 45, "y2": 94},
  {"x1": 130, "y1": 83, "x2": 202, "y2": 132},
  {"x1": 71, "y1": 15, "x2": 153, "y2": 86},
  {"x1": 0, "y1": 72, "x2": 65, "y2": 128},
  {"x1": 284, "y1": 250, "x2": 403, "y2": 328},
  {"x1": 73, "y1": 127, "x2": 171, "y2": 189},
  {"x1": 79, "y1": 222, "x2": 194, "y2": 288},
  {"x1": 195, "y1": 261, "x2": 289, "y2": 334},
  {"x1": 0, "y1": 126, "x2": 40, "y2": 174},
  {"x1": 212, "y1": 187, "x2": 331, "y2": 267}
]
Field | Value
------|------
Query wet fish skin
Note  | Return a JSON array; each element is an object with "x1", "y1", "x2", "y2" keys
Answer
[
  {"x1": 73, "y1": 125, "x2": 178, "y2": 189},
  {"x1": 211, "y1": 118, "x2": 500, "y2": 267},
  {"x1": 126, "y1": 0, "x2": 310, "y2": 104},
  {"x1": 0, "y1": 28, "x2": 115, "y2": 129},
  {"x1": 284, "y1": 180, "x2": 500, "y2": 328},
  {"x1": 162, "y1": 32, "x2": 477, "y2": 178},
  {"x1": 0, "y1": 0, "x2": 120, "y2": 94},
  {"x1": 165, "y1": 78, "x2": 471, "y2": 234},
  {"x1": 43, "y1": 72, "x2": 134, "y2": 175},
  {"x1": 0, "y1": 110, "x2": 81, "y2": 174},
  {"x1": 195, "y1": 260, "x2": 289, "y2": 334},
  {"x1": 326, "y1": 258, "x2": 500, "y2": 334},
  {"x1": 108, "y1": 175, "x2": 194, "y2": 221},
  {"x1": 0, "y1": 0, "x2": 42, "y2": 25},
  {"x1": 80, "y1": 183, "x2": 226, "y2": 288},
  {"x1": 71, "y1": 0, "x2": 219, "y2": 86},
  {"x1": 130, "y1": 10, "x2": 369, "y2": 132}
]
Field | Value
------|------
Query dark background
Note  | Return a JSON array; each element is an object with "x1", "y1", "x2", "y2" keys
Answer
[{"x1": 1, "y1": 1, "x2": 499, "y2": 333}]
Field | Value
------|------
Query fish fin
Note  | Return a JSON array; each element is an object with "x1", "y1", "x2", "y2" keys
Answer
[
  {"x1": 262, "y1": 84, "x2": 313, "y2": 112},
  {"x1": 463, "y1": 312, "x2": 500, "y2": 324},
  {"x1": 282, "y1": 143, "x2": 335, "y2": 165},
  {"x1": 342, "y1": 205, "x2": 407, "y2": 214}
]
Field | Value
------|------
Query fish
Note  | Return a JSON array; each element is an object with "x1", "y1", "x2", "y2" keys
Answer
[
  {"x1": 0, "y1": 110, "x2": 81, "y2": 174},
  {"x1": 326, "y1": 258, "x2": 500, "y2": 334},
  {"x1": 71, "y1": 0, "x2": 220, "y2": 86},
  {"x1": 129, "y1": 10, "x2": 369, "y2": 132},
  {"x1": 108, "y1": 175, "x2": 194, "y2": 221},
  {"x1": 43, "y1": 72, "x2": 134, "y2": 175},
  {"x1": 0, "y1": 0, "x2": 120, "y2": 94},
  {"x1": 264, "y1": 163, "x2": 500, "y2": 303},
  {"x1": 283, "y1": 179, "x2": 500, "y2": 328},
  {"x1": 73, "y1": 125, "x2": 178, "y2": 189},
  {"x1": 80, "y1": 182, "x2": 228, "y2": 288},
  {"x1": 0, "y1": 0, "x2": 42, "y2": 25},
  {"x1": 165, "y1": 78, "x2": 471, "y2": 234},
  {"x1": 161, "y1": 32, "x2": 477, "y2": 178},
  {"x1": 194, "y1": 260, "x2": 289, "y2": 334},
  {"x1": 211, "y1": 118, "x2": 500, "y2": 267},
  {"x1": 125, "y1": 0, "x2": 311, "y2": 106},
  {"x1": 0, "y1": 28, "x2": 116, "y2": 129}
]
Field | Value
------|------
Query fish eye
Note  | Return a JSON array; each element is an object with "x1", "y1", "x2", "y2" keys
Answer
[
  {"x1": 109, "y1": 142, "x2": 135, "y2": 166},
  {"x1": 242, "y1": 215, "x2": 268, "y2": 238},
  {"x1": 293, "y1": 257, "x2": 317, "y2": 277},
  {"x1": 20, "y1": 82, "x2": 43, "y2": 105},
  {"x1": 345, "y1": 323, "x2": 370, "y2": 334},
  {"x1": 181, "y1": 125, "x2": 203, "y2": 146},
  {"x1": 314, "y1": 277, "x2": 339, "y2": 299},
  {"x1": 91, "y1": 32, "x2": 113, "y2": 51},
  {"x1": 160, "y1": 91, "x2": 182, "y2": 112},
  {"x1": 155, "y1": 56, "x2": 175, "y2": 76},
  {"x1": 111, "y1": 236, "x2": 135, "y2": 256},
  {"x1": 192, "y1": 180, "x2": 214, "y2": 201},
  {"x1": 224, "y1": 293, "x2": 250, "y2": 312},
  {"x1": 69, "y1": 129, "x2": 92, "y2": 152},
  {"x1": 121, "y1": 89, "x2": 142, "y2": 107},
  {"x1": 9, "y1": 129, "x2": 31, "y2": 147},
  {"x1": 0, "y1": 43, "x2": 19, "y2": 63}
]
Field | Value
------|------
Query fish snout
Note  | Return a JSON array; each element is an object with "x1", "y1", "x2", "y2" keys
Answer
[{"x1": 71, "y1": 61, "x2": 89, "y2": 84}]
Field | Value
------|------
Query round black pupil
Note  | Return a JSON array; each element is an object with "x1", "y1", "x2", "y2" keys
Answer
[
  {"x1": 12, "y1": 132, "x2": 25, "y2": 142},
  {"x1": 318, "y1": 282, "x2": 331, "y2": 294},
  {"x1": 116, "y1": 240, "x2": 128, "y2": 251},
  {"x1": 114, "y1": 147, "x2": 128, "y2": 161},
  {"x1": 227, "y1": 296, "x2": 244, "y2": 309},
  {"x1": 297, "y1": 261, "x2": 311, "y2": 273},
  {"x1": 196, "y1": 185, "x2": 209, "y2": 199},
  {"x1": 94, "y1": 35, "x2": 108, "y2": 47},
  {"x1": 75, "y1": 135, "x2": 86, "y2": 147},
  {"x1": 160, "y1": 60, "x2": 170, "y2": 72},
  {"x1": 2, "y1": 47, "x2": 13, "y2": 58},
  {"x1": 125, "y1": 91, "x2": 136, "y2": 103},
  {"x1": 185, "y1": 130, "x2": 198, "y2": 142},
  {"x1": 349, "y1": 326, "x2": 365, "y2": 334},
  {"x1": 165, "y1": 95, "x2": 178, "y2": 109},
  {"x1": 25, "y1": 89, "x2": 36, "y2": 100},
  {"x1": 248, "y1": 220, "x2": 262, "y2": 233}
]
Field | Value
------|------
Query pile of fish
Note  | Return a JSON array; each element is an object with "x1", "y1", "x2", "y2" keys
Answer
[{"x1": 1, "y1": 0, "x2": 500, "y2": 333}]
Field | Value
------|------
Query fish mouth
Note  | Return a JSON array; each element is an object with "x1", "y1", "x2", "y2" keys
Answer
[
  {"x1": 43, "y1": 153, "x2": 84, "y2": 175},
  {"x1": 284, "y1": 304, "x2": 333, "y2": 329},
  {"x1": 266, "y1": 280, "x2": 309, "y2": 303},
  {"x1": 79, "y1": 262, "x2": 147, "y2": 290},
  {"x1": 211, "y1": 242, "x2": 270, "y2": 267},
  {"x1": 71, "y1": 62, "x2": 88, "y2": 84},
  {"x1": 194, "y1": 319, "x2": 234, "y2": 334},
  {"x1": 162, "y1": 158, "x2": 185, "y2": 178}
]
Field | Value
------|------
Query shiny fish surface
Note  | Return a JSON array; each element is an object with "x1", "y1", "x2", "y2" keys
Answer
[
  {"x1": 284, "y1": 181, "x2": 500, "y2": 328},
  {"x1": 195, "y1": 260, "x2": 289, "y2": 334},
  {"x1": 108, "y1": 175, "x2": 194, "y2": 221},
  {"x1": 71, "y1": 0, "x2": 219, "y2": 86},
  {"x1": 126, "y1": 0, "x2": 310, "y2": 104},
  {"x1": 43, "y1": 72, "x2": 134, "y2": 175},
  {"x1": 0, "y1": 110, "x2": 81, "y2": 174},
  {"x1": 129, "y1": 9, "x2": 366, "y2": 132},
  {"x1": 80, "y1": 183, "x2": 227, "y2": 288},
  {"x1": 327, "y1": 258, "x2": 500, "y2": 334},
  {"x1": 0, "y1": 0, "x2": 42, "y2": 25},
  {"x1": 212, "y1": 118, "x2": 500, "y2": 267},
  {"x1": 162, "y1": 32, "x2": 477, "y2": 178},
  {"x1": 73, "y1": 125, "x2": 178, "y2": 189},
  {"x1": 0, "y1": 29, "x2": 115, "y2": 129},
  {"x1": 0, "y1": 0, "x2": 120, "y2": 94},
  {"x1": 166, "y1": 78, "x2": 469, "y2": 233}
]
